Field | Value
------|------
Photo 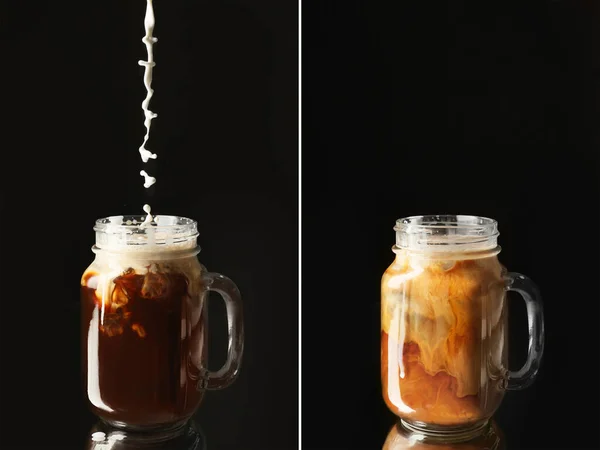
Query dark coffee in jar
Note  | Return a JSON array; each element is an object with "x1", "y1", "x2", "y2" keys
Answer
[{"x1": 82, "y1": 263, "x2": 207, "y2": 427}]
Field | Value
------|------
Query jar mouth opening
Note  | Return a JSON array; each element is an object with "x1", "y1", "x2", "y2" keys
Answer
[
  {"x1": 94, "y1": 215, "x2": 199, "y2": 250},
  {"x1": 394, "y1": 214, "x2": 499, "y2": 252},
  {"x1": 94, "y1": 215, "x2": 198, "y2": 233},
  {"x1": 395, "y1": 215, "x2": 498, "y2": 233}
]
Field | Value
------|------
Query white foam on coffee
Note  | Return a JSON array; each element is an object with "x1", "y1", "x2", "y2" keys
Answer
[{"x1": 86, "y1": 235, "x2": 202, "y2": 291}]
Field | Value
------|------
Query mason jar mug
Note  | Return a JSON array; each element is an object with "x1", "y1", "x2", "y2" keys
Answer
[
  {"x1": 81, "y1": 215, "x2": 244, "y2": 435},
  {"x1": 381, "y1": 215, "x2": 544, "y2": 440}
]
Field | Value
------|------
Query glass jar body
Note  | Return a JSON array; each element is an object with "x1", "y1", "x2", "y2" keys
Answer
[
  {"x1": 81, "y1": 250, "x2": 208, "y2": 430},
  {"x1": 381, "y1": 248, "x2": 508, "y2": 428}
]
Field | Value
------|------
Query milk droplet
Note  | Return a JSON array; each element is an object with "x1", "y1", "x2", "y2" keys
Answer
[
  {"x1": 140, "y1": 170, "x2": 156, "y2": 188},
  {"x1": 140, "y1": 204, "x2": 153, "y2": 227}
]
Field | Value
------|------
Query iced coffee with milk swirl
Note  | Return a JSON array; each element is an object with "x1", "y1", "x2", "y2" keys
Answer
[
  {"x1": 381, "y1": 214, "x2": 544, "y2": 437},
  {"x1": 381, "y1": 248, "x2": 507, "y2": 425}
]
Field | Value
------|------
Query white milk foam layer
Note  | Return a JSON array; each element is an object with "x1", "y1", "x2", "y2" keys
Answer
[
  {"x1": 90, "y1": 239, "x2": 200, "y2": 276},
  {"x1": 87, "y1": 248, "x2": 201, "y2": 275}
]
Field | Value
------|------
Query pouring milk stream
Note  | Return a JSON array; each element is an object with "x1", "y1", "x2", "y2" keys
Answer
[{"x1": 138, "y1": 0, "x2": 158, "y2": 226}]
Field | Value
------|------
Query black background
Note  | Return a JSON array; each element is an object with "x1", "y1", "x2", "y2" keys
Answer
[
  {"x1": 0, "y1": 0, "x2": 297, "y2": 449},
  {"x1": 303, "y1": 1, "x2": 600, "y2": 450}
]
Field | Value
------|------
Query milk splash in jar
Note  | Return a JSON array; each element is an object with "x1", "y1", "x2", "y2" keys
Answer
[{"x1": 138, "y1": 0, "x2": 158, "y2": 227}]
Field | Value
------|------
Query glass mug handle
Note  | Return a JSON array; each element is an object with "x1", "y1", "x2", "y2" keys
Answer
[
  {"x1": 502, "y1": 272, "x2": 545, "y2": 390},
  {"x1": 198, "y1": 272, "x2": 244, "y2": 391}
]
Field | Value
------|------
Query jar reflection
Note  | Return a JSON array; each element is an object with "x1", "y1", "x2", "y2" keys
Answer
[
  {"x1": 383, "y1": 420, "x2": 505, "y2": 450},
  {"x1": 85, "y1": 419, "x2": 206, "y2": 450}
]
